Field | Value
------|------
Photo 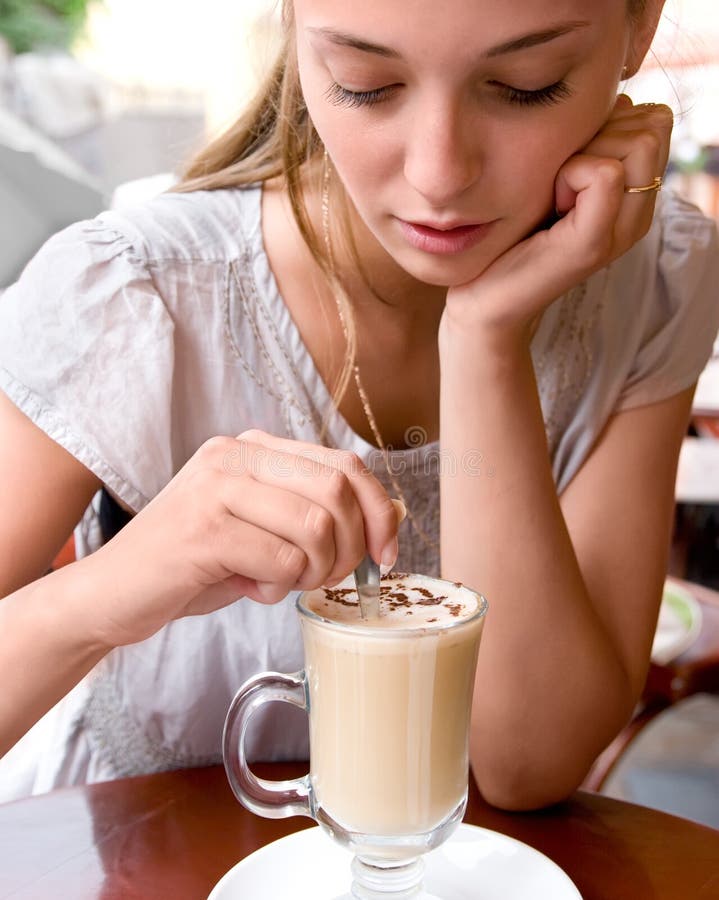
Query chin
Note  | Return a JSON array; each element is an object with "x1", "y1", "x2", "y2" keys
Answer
[{"x1": 392, "y1": 249, "x2": 497, "y2": 289}]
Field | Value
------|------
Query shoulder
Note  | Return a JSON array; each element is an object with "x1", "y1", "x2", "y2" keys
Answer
[
  {"x1": 655, "y1": 189, "x2": 718, "y2": 245},
  {"x1": 608, "y1": 190, "x2": 719, "y2": 410},
  {"x1": 653, "y1": 190, "x2": 719, "y2": 301},
  {"x1": 609, "y1": 190, "x2": 718, "y2": 309},
  {"x1": 95, "y1": 184, "x2": 263, "y2": 266},
  {"x1": 4, "y1": 184, "x2": 264, "y2": 298},
  {"x1": 635, "y1": 189, "x2": 717, "y2": 280}
]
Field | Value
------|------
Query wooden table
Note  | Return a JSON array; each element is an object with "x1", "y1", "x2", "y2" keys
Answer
[{"x1": 1, "y1": 763, "x2": 717, "y2": 900}]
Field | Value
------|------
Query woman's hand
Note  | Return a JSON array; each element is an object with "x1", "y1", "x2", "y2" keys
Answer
[
  {"x1": 84, "y1": 430, "x2": 400, "y2": 647},
  {"x1": 443, "y1": 96, "x2": 674, "y2": 344}
]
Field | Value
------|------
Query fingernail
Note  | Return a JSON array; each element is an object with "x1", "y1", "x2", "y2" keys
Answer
[
  {"x1": 381, "y1": 536, "x2": 399, "y2": 568},
  {"x1": 257, "y1": 582, "x2": 289, "y2": 604},
  {"x1": 391, "y1": 498, "x2": 407, "y2": 524}
]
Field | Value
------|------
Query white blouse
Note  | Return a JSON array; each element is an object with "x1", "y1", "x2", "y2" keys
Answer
[{"x1": 0, "y1": 184, "x2": 717, "y2": 800}]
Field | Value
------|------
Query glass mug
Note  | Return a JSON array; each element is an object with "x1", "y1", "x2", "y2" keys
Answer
[{"x1": 223, "y1": 574, "x2": 488, "y2": 899}]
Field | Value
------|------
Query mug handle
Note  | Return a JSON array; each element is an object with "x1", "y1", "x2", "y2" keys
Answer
[{"x1": 222, "y1": 671, "x2": 313, "y2": 819}]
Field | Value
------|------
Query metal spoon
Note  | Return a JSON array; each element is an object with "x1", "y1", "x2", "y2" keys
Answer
[
  {"x1": 352, "y1": 500, "x2": 405, "y2": 619},
  {"x1": 353, "y1": 554, "x2": 381, "y2": 620}
]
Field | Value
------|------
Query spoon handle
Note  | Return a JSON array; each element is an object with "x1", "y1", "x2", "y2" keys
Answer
[{"x1": 353, "y1": 554, "x2": 381, "y2": 619}]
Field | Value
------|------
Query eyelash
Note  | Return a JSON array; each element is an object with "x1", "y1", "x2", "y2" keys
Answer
[
  {"x1": 498, "y1": 80, "x2": 572, "y2": 107},
  {"x1": 324, "y1": 82, "x2": 395, "y2": 108},
  {"x1": 324, "y1": 79, "x2": 572, "y2": 109}
]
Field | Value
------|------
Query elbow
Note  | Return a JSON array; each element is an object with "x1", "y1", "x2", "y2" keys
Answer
[
  {"x1": 475, "y1": 774, "x2": 580, "y2": 813},
  {"x1": 470, "y1": 684, "x2": 638, "y2": 811},
  {"x1": 470, "y1": 751, "x2": 593, "y2": 812}
]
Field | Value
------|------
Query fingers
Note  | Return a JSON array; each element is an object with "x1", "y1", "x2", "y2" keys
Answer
[
  {"x1": 550, "y1": 153, "x2": 625, "y2": 285},
  {"x1": 158, "y1": 432, "x2": 401, "y2": 606},
  {"x1": 552, "y1": 96, "x2": 673, "y2": 277},
  {"x1": 95, "y1": 432, "x2": 402, "y2": 637},
  {"x1": 610, "y1": 96, "x2": 674, "y2": 134},
  {"x1": 251, "y1": 496, "x2": 403, "y2": 600},
  {"x1": 229, "y1": 429, "x2": 399, "y2": 580},
  {"x1": 207, "y1": 516, "x2": 308, "y2": 602},
  {"x1": 218, "y1": 472, "x2": 349, "y2": 590},
  {"x1": 391, "y1": 498, "x2": 407, "y2": 525},
  {"x1": 582, "y1": 97, "x2": 673, "y2": 242}
]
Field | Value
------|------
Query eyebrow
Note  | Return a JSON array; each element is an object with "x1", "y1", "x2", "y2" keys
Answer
[{"x1": 307, "y1": 21, "x2": 590, "y2": 60}]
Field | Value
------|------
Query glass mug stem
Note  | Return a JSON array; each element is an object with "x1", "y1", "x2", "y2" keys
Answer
[
  {"x1": 223, "y1": 671, "x2": 312, "y2": 819},
  {"x1": 351, "y1": 857, "x2": 426, "y2": 898}
]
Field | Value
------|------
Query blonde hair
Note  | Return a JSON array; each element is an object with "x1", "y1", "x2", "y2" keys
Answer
[{"x1": 175, "y1": 3, "x2": 359, "y2": 425}]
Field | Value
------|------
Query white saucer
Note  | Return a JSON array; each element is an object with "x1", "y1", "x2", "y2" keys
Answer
[{"x1": 207, "y1": 823, "x2": 582, "y2": 899}]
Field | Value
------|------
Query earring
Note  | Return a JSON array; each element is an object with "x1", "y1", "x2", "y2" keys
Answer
[{"x1": 622, "y1": 65, "x2": 629, "y2": 79}]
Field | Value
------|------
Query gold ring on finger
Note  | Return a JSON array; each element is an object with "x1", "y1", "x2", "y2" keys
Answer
[{"x1": 624, "y1": 176, "x2": 663, "y2": 194}]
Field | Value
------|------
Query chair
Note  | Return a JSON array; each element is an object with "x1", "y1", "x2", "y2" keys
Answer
[
  {"x1": 582, "y1": 579, "x2": 719, "y2": 829},
  {"x1": 51, "y1": 534, "x2": 75, "y2": 570},
  {"x1": 596, "y1": 693, "x2": 719, "y2": 829}
]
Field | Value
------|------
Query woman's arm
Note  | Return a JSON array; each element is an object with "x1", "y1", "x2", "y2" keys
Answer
[
  {"x1": 0, "y1": 561, "x2": 114, "y2": 756},
  {"x1": 440, "y1": 323, "x2": 692, "y2": 808},
  {"x1": 0, "y1": 392, "x2": 101, "y2": 598},
  {"x1": 0, "y1": 391, "x2": 105, "y2": 754},
  {"x1": 438, "y1": 98, "x2": 685, "y2": 809},
  {"x1": 0, "y1": 393, "x2": 401, "y2": 756}
]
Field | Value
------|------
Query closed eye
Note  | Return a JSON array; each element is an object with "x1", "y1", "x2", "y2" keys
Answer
[
  {"x1": 493, "y1": 80, "x2": 572, "y2": 107},
  {"x1": 324, "y1": 82, "x2": 397, "y2": 109},
  {"x1": 324, "y1": 78, "x2": 572, "y2": 110}
]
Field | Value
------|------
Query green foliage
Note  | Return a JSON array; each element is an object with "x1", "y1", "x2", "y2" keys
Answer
[{"x1": 0, "y1": 0, "x2": 96, "y2": 54}]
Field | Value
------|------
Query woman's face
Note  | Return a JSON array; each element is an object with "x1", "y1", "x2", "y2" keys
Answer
[{"x1": 294, "y1": 0, "x2": 643, "y2": 287}]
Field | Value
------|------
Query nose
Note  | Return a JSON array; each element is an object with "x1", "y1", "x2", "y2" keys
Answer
[{"x1": 403, "y1": 96, "x2": 480, "y2": 206}]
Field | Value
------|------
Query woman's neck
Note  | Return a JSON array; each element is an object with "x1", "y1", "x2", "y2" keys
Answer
[{"x1": 262, "y1": 175, "x2": 444, "y2": 448}]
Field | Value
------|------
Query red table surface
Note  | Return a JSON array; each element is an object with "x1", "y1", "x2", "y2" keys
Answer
[{"x1": 0, "y1": 763, "x2": 717, "y2": 900}]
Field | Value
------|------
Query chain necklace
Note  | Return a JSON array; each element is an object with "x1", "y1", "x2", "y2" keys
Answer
[{"x1": 321, "y1": 151, "x2": 440, "y2": 552}]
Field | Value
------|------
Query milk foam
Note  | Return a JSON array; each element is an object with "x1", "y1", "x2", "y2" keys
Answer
[{"x1": 301, "y1": 572, "x2": 479, "y2": 628}]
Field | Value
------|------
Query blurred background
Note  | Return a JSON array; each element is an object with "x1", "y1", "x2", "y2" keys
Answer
[
  {"x1": 0, "y1": 0, "x2": 280, "y2": 285},
  {"x1": 0, "y1": 0, "x2": 718, "y2": 285}
]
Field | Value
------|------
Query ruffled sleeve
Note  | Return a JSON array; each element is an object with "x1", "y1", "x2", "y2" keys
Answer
[
  {"x1": 0, "y1": 218, "x2": 176, "y2": 512},
  {"x1": 617, "y1": 194, "x2": 719, "y2": 410}
]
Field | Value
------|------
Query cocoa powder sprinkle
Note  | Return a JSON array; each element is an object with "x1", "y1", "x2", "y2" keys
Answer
[
  {"x1": 417, "y1": 595, "x2": 447, "y2": 606},
  {"x1": 318, "y1": 576, "x2": 468, "y2": 619}
]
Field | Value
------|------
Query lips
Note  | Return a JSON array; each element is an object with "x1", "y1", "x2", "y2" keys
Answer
[
  {"x1": 397, "y1": 218, "x2": 496, "y2": 255},
  {"x1": 412, "y1": 220, "x2": 483, "y2": 232}
]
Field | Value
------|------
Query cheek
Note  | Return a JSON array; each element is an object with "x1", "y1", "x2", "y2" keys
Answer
[
  {"x1": 300, "y1": 100, "x2": 389, "y2": 199},
  {"x1": 484, "y1": 127, "x2": 563, "y2": 221},
  {"x1": 295, "y1": 42, "x2": 393, "y2": 179},
  {"x1": 332, "y1": 134, "x2": 396, "y2": 192},
  {"x1": 314, "y1": 114, "x2": 400, "y2": 210},
  {"x1": 495, "y1": 104, "x2": 610, "y2": 218}
]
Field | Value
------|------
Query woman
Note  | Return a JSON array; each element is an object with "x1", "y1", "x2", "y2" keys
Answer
[{"x1": 0, "y1": 0, "x2": 716, "y2": 809}]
